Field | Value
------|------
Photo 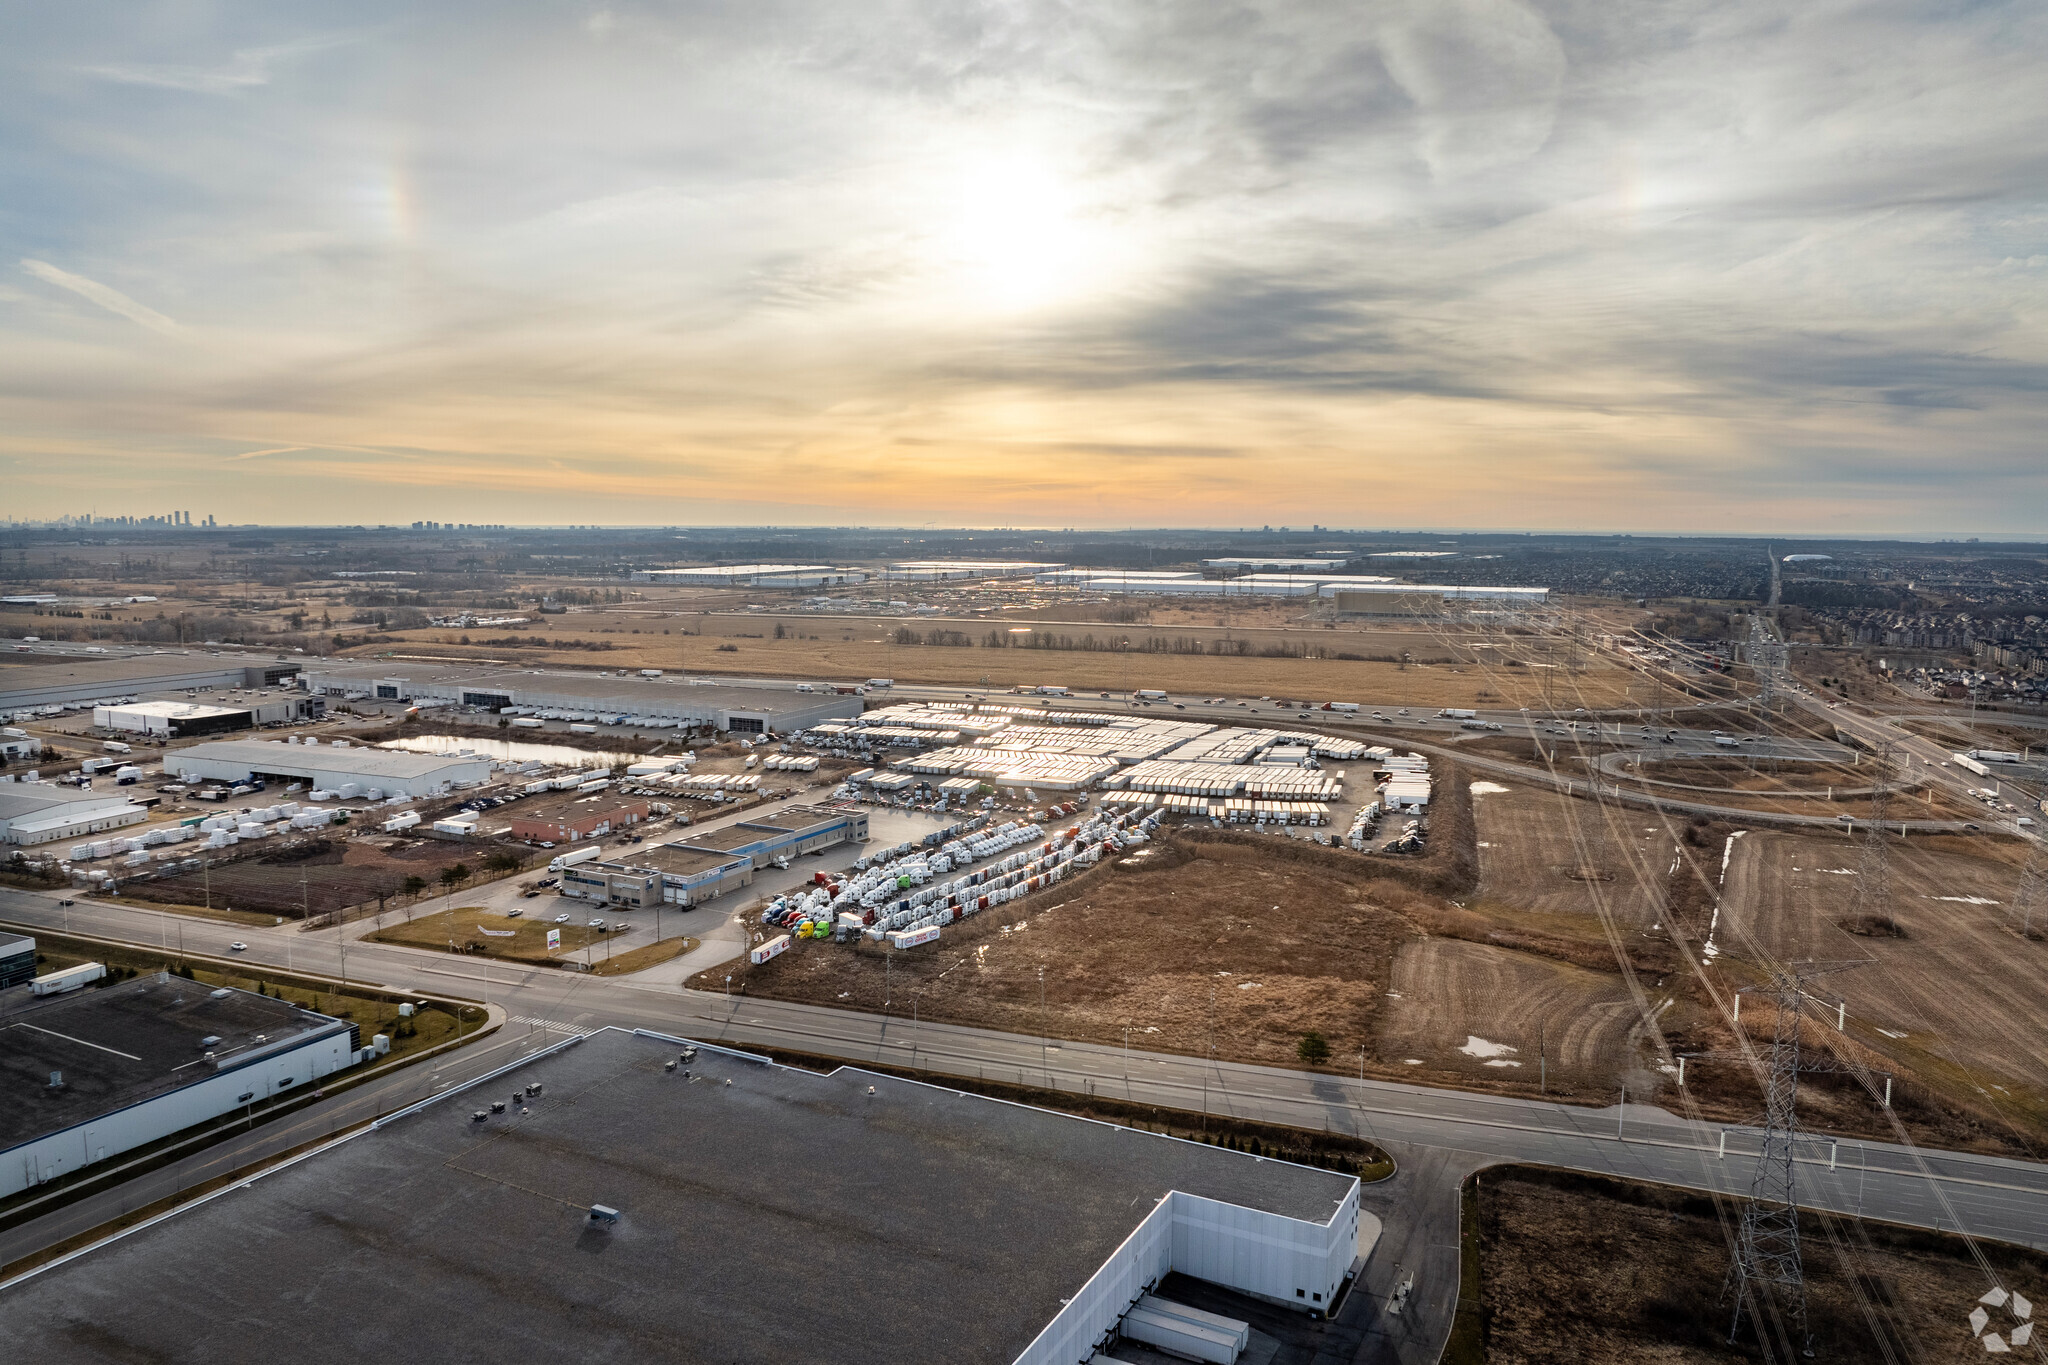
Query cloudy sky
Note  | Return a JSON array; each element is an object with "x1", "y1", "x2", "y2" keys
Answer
[{"x1": 3, "y1": 1, "x2": 2044, "y2": 533}]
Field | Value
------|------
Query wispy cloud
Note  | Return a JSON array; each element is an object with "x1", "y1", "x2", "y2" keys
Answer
[
  {"x1": 20, "y1": 260, "x2": 183, "y2": 337},
  {"x1": 77, "y1": 35, "x2": 349, "y2": 95}
]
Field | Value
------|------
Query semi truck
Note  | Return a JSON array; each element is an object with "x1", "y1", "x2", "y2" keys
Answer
[
  {"x1": 1320, "y1": 702, "x2": 1361, "y2": 712},
  {"x1": 549, "y1": 845, "x2": 605, "y2": 873},
  {"x1": 1437, "y1": 709, "x2": 1476, "y2": 720},
  {"x1": 1971, "y1": 749, "x2": 2024, "y2": 764},
  {"x1": 1134, "y1": 689, "x2": 1168, "y2": 701}
]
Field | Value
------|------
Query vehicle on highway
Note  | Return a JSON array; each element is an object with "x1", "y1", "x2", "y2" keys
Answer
[
  {"x1": 59, "y1": 898, "x2": 74, "y2": 906},
  {"x1": 229, "y1": 941, "x2": 248, "y2": 952},
  {"x1": 1837, "y1": 813, "x2": 1854, "y2": 823},
  {"x1": 1963, "y1": 823, "x2": 1982, "y2": 832}
]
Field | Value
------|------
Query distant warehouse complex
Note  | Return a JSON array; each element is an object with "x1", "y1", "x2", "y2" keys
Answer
[
  {"x1": 0, "y1": 649, "x2": 305, "y2": 717},
  {"x1": 301, "y1": 661, "x2": 862, "y2": 735},
  {"x1": 559, "y1": 805, "x2": 869, "y2": 907},
  {"x1": 0, "y1": 1029, "x2": 1373, "y2": 1364}
]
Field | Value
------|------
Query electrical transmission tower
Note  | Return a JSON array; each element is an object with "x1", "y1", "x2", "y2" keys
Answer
[
  {"x1": 1724, "y1": 962, "x2": 1864, "y2": 1356},
  {"x1": 1851, "y1": 742, "x2": 1897, "y2": 925},
  {"x1": 2015, "y1": 843, "x2": 2045, "y2": 940}
]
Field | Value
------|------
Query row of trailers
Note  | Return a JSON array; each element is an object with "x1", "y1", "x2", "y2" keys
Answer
[{"x1": 1103, "y1": 792, "x2": 1332, "y2": 825}]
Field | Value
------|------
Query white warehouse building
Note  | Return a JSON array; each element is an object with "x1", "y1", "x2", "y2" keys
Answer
[
  {"x1": 167, "y1": 739, "x2": 493, "y2": 798},
  {"x1": 630, "y1": 564, "x2": 868, "y2": 587},
  {"x1": 0, "y1": 785, "x2": 150, "y2": 846},
  {"x1": 1, "y1": 974, "x2": 363, "y2": 1198}
]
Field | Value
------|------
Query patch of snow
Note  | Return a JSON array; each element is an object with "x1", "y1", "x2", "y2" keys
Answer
[
  {"x1": 1877, "y1": 1028, "x2": 1907, "y2": 1039},
  {"x1": 1403, "y1": 1058, "x2": 1424, "y2": 1065},
  {"x1": 1469, "y1": 781, "x2": 1511, "y2": 796},
  {"x1": 1236, "y1": 981, "x2": 1262, "y2": 990},
  {"x1": 1932, "y1": 895, "x2": 1999, "y2": 905},
  {"x1": 1484, "y1": 1059, "x2": 1523, "y2": 1068},
  {"x1": 1819, "y1": 868, "x2": 1857, "y2": 875},
  {"x1": 1458, "y1": 1036, "x2": 1518, "y2": 1060}
]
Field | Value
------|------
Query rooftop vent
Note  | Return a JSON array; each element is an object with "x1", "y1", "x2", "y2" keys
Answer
[
  {"x1": 48, "y1": 1070, "x2": 63, "y2": 1089},
  {"x1": 200, "y1": 1035, "x2": 222, "y2": 1048},
  {"x1": 209, "y1": 988, "x2": 232, "y2": 999},
  {"x1": 588, "y1": 1205, "x2": 620, "y2": 1226}
]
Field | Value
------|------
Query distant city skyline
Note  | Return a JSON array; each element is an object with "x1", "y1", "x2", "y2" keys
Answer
[{"x1": 4, "y1": 3, "x2": 2045, "y2": 534}]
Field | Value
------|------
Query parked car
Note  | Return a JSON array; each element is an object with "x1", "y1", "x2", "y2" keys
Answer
[
  {"x1": 554, "y1": 913, "x2": 571, "y2": 924},
  {"x1": 506, "y1": 908, "x2": 523, "y2": 918},
  {"x1": 587, "y1": 918, "x2": 607, "y2": 929}
]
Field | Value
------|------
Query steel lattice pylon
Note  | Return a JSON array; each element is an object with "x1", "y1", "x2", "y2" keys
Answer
[
  {"x1": 1729, "y1": 969, "x2": 1810, "y2": 1353},
  {"x1": 1724, "y1": 961, "x2": 1864, "y2": 1356},
  {"x1": 1852, "y1": 742, "x2": 1896, "y2": 925},
  {"x1": 2015, "y1": 843, "x2": 2045, "y2": 940}
]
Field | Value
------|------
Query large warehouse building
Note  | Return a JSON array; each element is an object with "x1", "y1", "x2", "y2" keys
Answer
[
  {"x1": 0, "y1": 785, "x2": 149, "y2": 846},
  {"x1": 92, "y1": 696, "x2": 322, "y2": 738},
  {"x1": 0, "y1": 649, "x2": 303, "y2": 715},
  {"x1": 0, "y1": 1029, "x2": 1372, "y2": 1363},
  {"x1": 0, "y1": 974, "x2": 361, "y2": 1198},
  {"x1": 629, "y1": 564, "x2": 868, "y2": 587},
  {"x1": 167, "y1": 739, "x2": 493, "y2": 798},
  {"x1": 300, "y1": 662, "x2": 864, "y2": 735}
]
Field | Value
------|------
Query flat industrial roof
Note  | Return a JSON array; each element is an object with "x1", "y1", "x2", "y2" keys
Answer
[
  {"x1": 629, "y1": 843, "x2": 748, "y2": 876},
  {"x1": 0, "y1": 977, "x2": 351, "y2": 1149},
  {"x1": 304, "y1": 662, "x2": 856, "y2": 715},
  {"x1": 175, "y1": 740, "x2": 487, "y2": 779},
  {"x1": 0, "y1": 786, "x2": 143, "y2": 822},
  {"x1": 0, "y1": 1029, "x2": 1353, "y2": 1363}
]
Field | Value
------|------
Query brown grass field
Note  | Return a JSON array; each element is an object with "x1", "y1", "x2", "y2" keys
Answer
[
  {"x1": 1713, "y1": 829, "x2": 2048, "y2": 1126},
  {"x1": 335, "y1": 610, "x2": 1664, "y2": 710},
  {"x1": 369, "y1": 903, "x2": 613, "y2": 963},
  {"x1": 1473, "y1": 1165, "x2": 2048, "y2": 1364}
]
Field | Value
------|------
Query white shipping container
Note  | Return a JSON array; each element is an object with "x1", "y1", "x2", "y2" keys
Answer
[{"x1": 750, "y1": 934, "x2": 791, "y2": 965}]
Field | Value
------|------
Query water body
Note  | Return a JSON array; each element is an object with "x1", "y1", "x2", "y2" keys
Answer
[{"x1": 379, "y1": 733, "x2": 647, "y2": 768}]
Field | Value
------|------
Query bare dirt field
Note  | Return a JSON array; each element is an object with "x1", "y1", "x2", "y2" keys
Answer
[
  {"x1": 120, "y1": 837, "x2": 521, "y2": 920},
  {"x1": 1376, "y1": 939, "x2": 1653, "y2": 1096},
  {"x1": 702, "y1": 838, "x2": 1414, "y2": 1072},
  {"x1": 1470, "y1": 784, "x2": 1671, "y2": 926},
  {"x1": 1471, "y1": 1165, "x2": 2047, "y2": 1364},
  {"x1": 1713, "y1": 828, "x2": 2048, "y2": 1136}
]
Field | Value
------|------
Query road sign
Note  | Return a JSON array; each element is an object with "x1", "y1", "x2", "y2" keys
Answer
[{"x1": 546, "y1": 927, "x2": 561, "y2": 950}]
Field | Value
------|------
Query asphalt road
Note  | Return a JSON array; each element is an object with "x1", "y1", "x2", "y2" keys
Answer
[{"x1": 7, "y1": 881, "x2": 2048, "y2": 1362}]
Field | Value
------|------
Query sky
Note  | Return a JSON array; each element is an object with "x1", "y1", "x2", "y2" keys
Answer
[{"x1": 2, "y1": 1, "x2": 2045, "y2": 534}]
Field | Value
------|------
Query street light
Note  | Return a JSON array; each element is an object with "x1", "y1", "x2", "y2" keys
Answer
[{"x1": 1038, "y1": 966, "x2": 1047, "y2": 1084}]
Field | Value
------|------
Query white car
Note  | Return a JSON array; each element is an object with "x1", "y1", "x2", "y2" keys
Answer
[
  {"x1": 553, "y1": 913, "x2": 571, "y2": 924},
  {"x1": 587, "y1": 918, "x2": 607, "y2": 929},
  {"x1": 229, "y1": 942, "x2": 248, "y2": 952}
]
